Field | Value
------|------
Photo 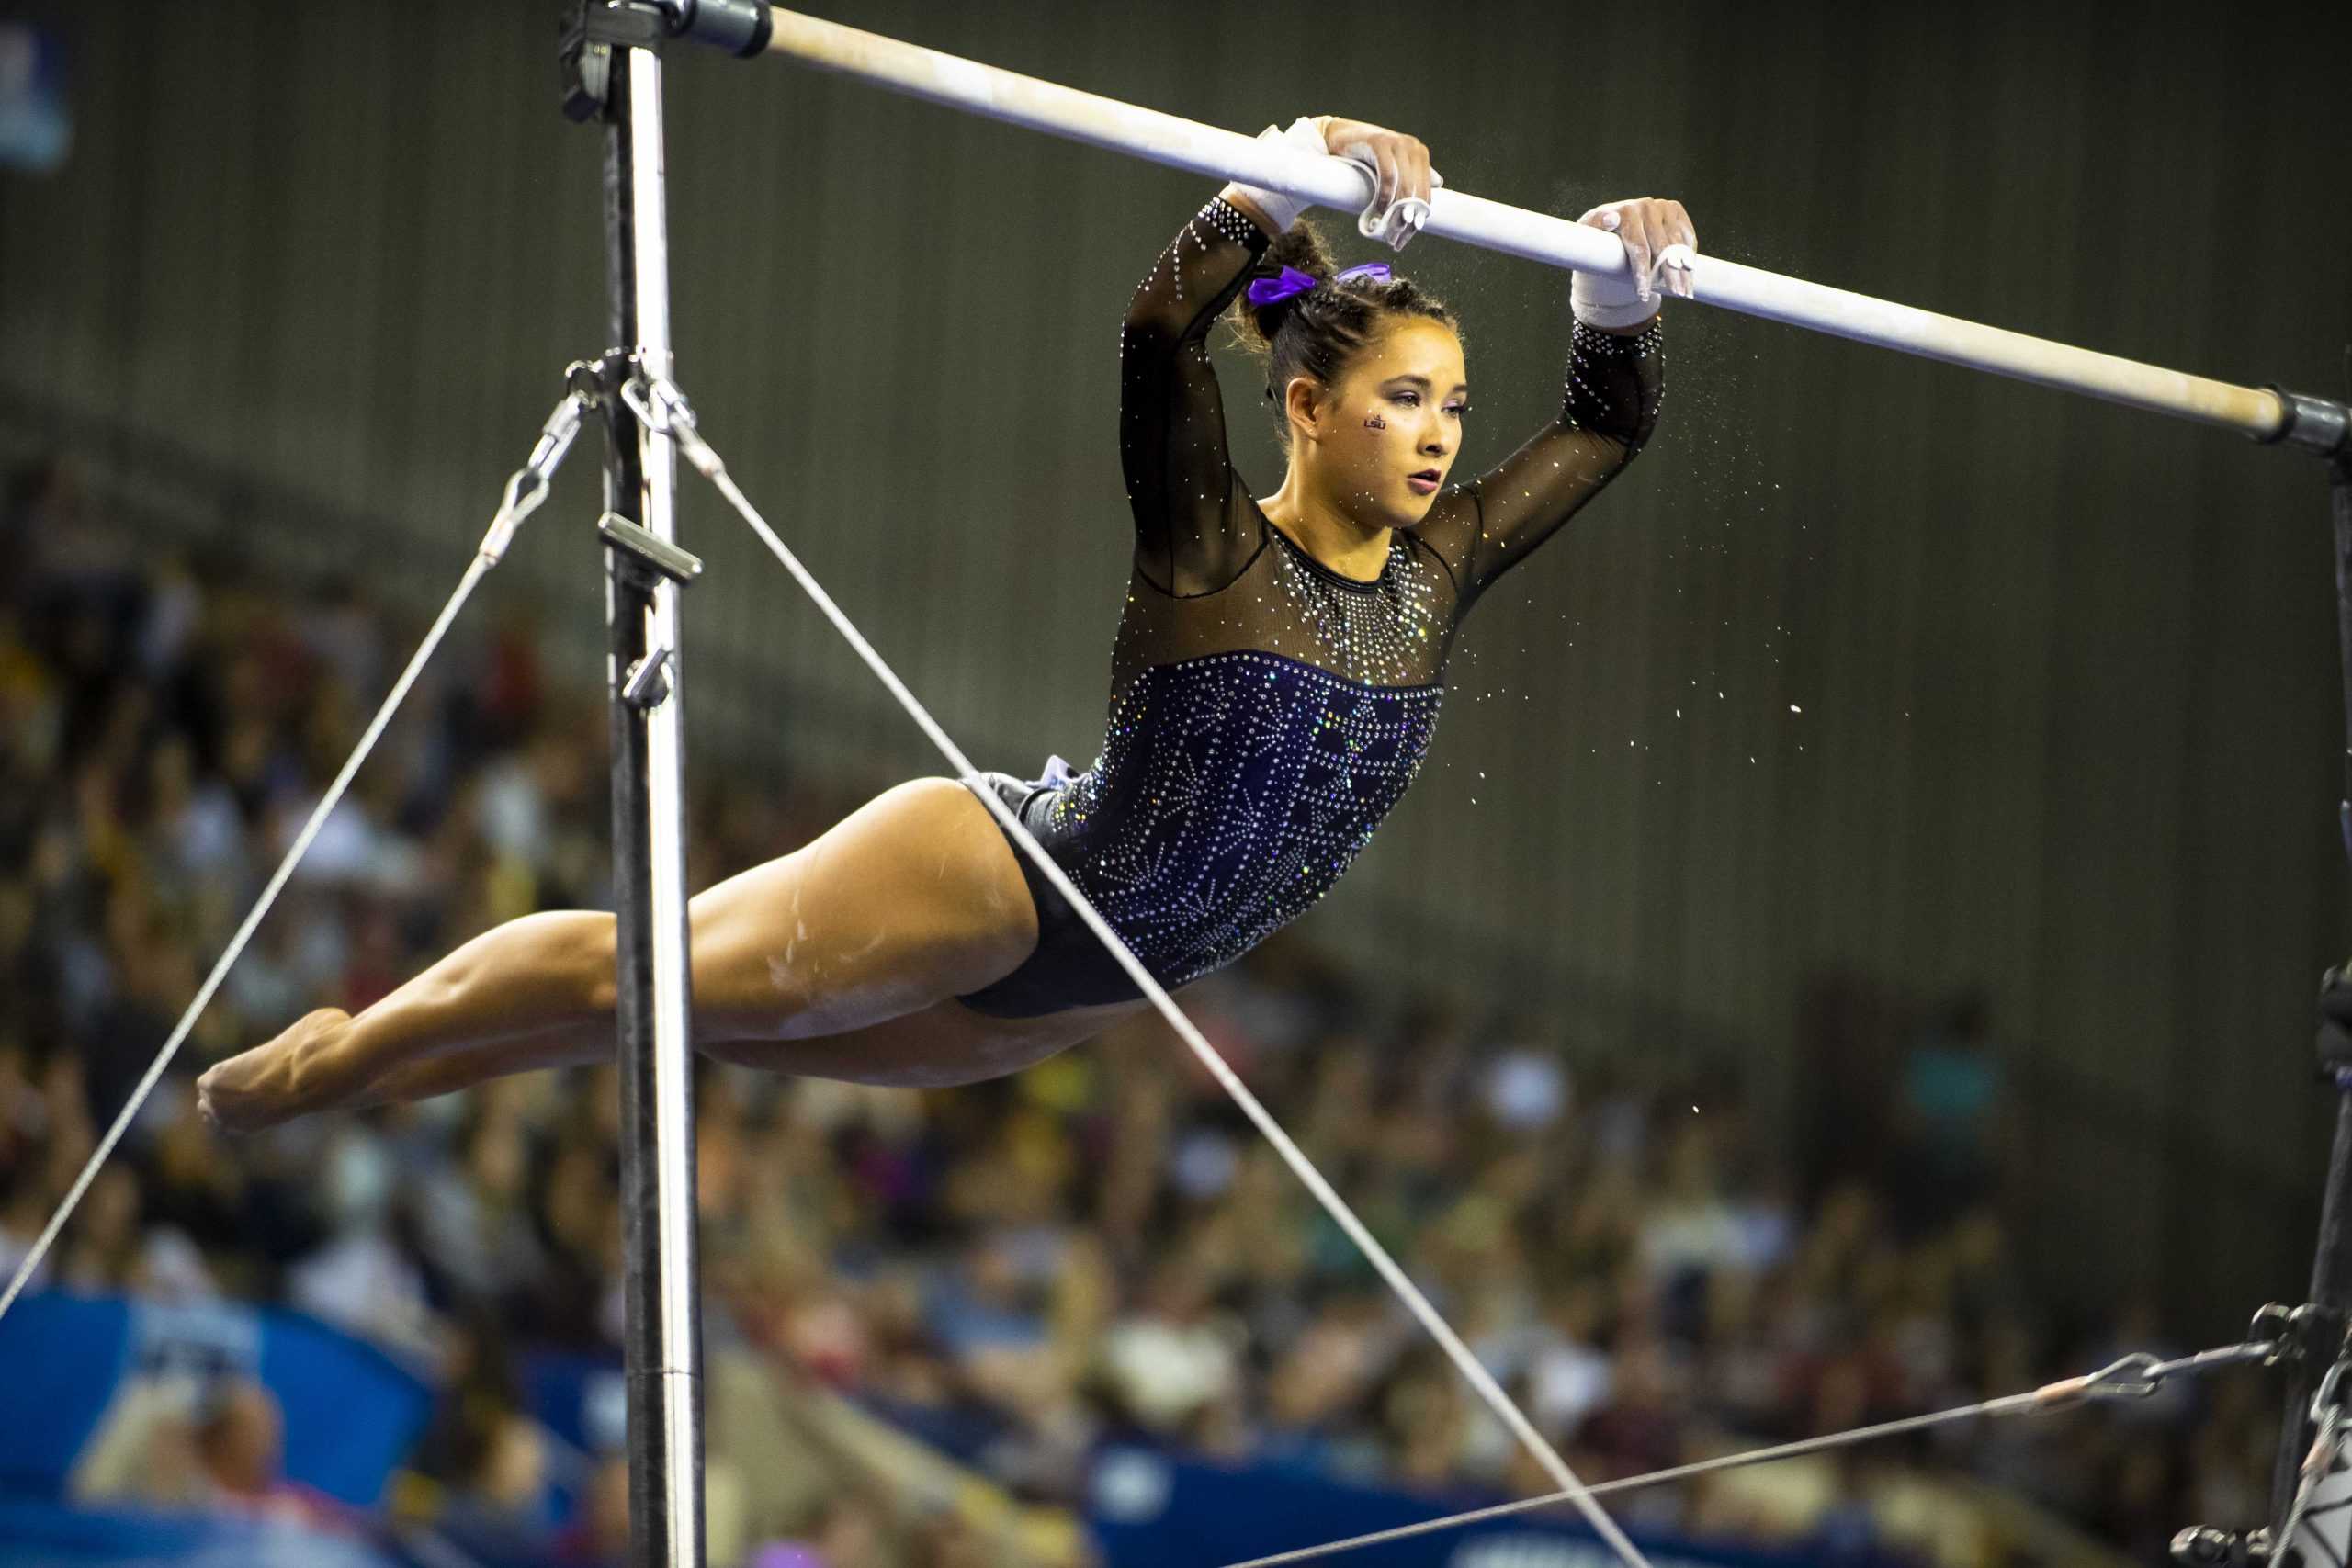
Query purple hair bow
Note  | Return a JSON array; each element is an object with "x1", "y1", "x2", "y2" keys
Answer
[{"x1": 1244, "y1": 260, "x2": 1394, "y2": 308}]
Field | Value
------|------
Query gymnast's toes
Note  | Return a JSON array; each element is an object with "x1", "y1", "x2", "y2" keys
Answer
[{"x1": 198, "y1": 1008, "x2": 349, "y2": 1134}]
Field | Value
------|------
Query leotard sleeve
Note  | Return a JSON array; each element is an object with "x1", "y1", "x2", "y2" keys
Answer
[
  {"x1": 1120, "y1": 197, "x2": 1274, "y2": 597},
  {"x1": 1416, "y1": 314, "x2": 1665, "y2": 612}
]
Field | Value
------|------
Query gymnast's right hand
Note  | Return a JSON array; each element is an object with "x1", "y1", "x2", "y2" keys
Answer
[
  {"x1": 1227, "y1": 116, "x2": 1444, "y2": 250},
  {"x1": 1314, "y1": 116, "x2": 1444, "y2": 250}
]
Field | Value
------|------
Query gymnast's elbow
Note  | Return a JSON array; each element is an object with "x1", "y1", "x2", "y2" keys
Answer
[
  {"x1": 1612, "y1": 401, "x2": 1665, "y2": 457},
  {"x1": 1118, "y1": 316, "x2": 1182, "y2": 366},
  {"x1": 1577, "y1": 422, "x2": 1653, "y2": 467}
]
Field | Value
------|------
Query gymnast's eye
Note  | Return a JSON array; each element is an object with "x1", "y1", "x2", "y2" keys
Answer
[{"x1": 1445, "y1": 403, "x2": 1469, "y2": 418}]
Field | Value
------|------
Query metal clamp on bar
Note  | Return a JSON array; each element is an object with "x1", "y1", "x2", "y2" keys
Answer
[
  {"x1": 2255, "y1": 385, "x2": 2352, "y2": 459},
  {"x1": 559, "y1": 2, "x2": 667, "y2": 121},
  {"x1": 656, "y1": 0, "x2": 773, "y2": 56},
  {"x1": 560, "y1": 0, "x2": 771, "y2": 118},
  {"x1": 598, "y1": 511, "x2": 705, "y2": 586}
]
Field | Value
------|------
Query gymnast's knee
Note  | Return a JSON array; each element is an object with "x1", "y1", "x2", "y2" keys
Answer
[{"x1": 694, "y1": 1036, "x2": 770, "y2": 1072}]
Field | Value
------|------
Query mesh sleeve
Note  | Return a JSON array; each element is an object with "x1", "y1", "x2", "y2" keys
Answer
[
  {"x1": 1119, "y1": 197, "x2": 1273, "y2": 597},
  {"x1": 1417, "y1": 314, "x2": 1665, "y2": 610}
]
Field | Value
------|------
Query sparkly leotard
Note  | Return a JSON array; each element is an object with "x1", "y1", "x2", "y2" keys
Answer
[{"x1": 954, "y1": 196, "x2": 1664, "y2": 1017}]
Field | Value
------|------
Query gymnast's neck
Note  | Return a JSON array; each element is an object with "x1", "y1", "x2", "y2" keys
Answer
[{"x1": 1253, "y1": 481, "x2": 1393, "y2": 582}]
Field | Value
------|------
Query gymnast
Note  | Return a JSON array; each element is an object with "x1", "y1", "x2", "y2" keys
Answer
[{"x1": 197, "y1": 115, "x2": 1695, "y2": 1131}]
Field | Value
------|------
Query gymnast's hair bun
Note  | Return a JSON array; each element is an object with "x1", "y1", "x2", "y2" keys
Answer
[{"x1": 1228, "y1": 218, "x2": 1340, "y2": 353}]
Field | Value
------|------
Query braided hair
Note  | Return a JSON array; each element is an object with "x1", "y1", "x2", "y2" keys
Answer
[{"x1": 1225, "y1": 216, "x2": 1461, "y2": 455}]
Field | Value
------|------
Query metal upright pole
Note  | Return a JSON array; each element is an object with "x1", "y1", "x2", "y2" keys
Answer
[
  {"x1": 2268, "y1": 453, "x2": 2352, "y2": 1566},
  {"x1": 598, "y1": 37, "x2": 706, "y2": 1568},
  {"x1": 554, "y1": 7, "x2": 768, "y2": 1562}
]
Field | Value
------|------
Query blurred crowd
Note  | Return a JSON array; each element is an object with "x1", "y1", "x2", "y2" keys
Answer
[{"x1": 0, "y1": 454, "x2": 2289, "y2": 1566}]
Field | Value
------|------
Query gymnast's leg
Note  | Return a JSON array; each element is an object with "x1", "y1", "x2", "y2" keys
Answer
[
  {"x1": 339, "y1": 989, "x2": 1154, "y2": 1112},
  {"x1": 197, "y1": 776, "x2": 1049, "y2": 1131}
]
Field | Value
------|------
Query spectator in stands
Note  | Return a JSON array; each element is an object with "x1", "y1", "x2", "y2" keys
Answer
[
  {"x1": 553, "y1": 1450, "x2": 631, "y2": 1567},
  {"x1": 192, "y1": 1378, "x2": 360, "y2": 1536},
  {"x1": 435, "y1": 1405, "x2": 561, "y2": 1564}
]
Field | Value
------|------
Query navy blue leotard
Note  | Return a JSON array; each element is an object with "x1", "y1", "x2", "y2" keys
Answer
[{"x1": 955, "y1": 196, "x2": 1664, "y2": 1017}]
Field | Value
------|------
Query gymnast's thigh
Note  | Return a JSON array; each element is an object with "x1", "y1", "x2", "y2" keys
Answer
[
  {"x1": 701, "y1": 993, "x2": 1157, "y2": 1089},
  {"x1": 684, "y1": 776, "x2": 1042, "y2": 1041}
]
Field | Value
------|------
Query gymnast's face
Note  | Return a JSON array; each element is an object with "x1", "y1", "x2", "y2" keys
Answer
[{"x1": 1295, "y1": 317, "x2": 1467, "y2": 531}]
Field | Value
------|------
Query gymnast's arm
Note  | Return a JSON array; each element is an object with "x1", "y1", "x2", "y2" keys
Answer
[
  {"x1": 1118, "y1": 191, "x2": 1273, "y2": 597},
  {"x1": 1415, "y1": 310, "x2": 1665, "y2": 609}
]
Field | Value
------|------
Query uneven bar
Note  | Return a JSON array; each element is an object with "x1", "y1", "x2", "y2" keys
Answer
[{"x1": 758, "y1": 6, "x2": 2289, "y2": 443}]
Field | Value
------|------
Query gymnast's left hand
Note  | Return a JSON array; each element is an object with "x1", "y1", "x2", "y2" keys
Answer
[{"x1": 1577, "y1": 197, "x2": 1700, "y2": 300}]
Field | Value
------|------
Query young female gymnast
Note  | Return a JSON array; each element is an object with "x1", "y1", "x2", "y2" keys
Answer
[{"x1": 198, "y1": 115, "x2": 1696, "y2": 1131}]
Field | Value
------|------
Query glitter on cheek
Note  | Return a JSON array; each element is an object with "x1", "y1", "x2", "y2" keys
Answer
[{"x1": 1363, "y1": 413, "x2": 1386, "y2": 430}]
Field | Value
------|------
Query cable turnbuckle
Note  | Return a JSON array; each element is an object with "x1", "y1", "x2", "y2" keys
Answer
[
  {"x1": 2039, "y1": 1337, "x2": 2282, "y2": 1411},
  {"x1": 2079, "y1": 1353, "x2": 2168, "y2": 1401},
  {"x1": 480, "y1": 383, "x2": 595, "y2": 565}
]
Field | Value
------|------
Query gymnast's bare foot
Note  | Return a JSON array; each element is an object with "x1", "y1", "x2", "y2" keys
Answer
[{"x1": 198, "y1": 1008, "x2": 349, "y2": 1134}]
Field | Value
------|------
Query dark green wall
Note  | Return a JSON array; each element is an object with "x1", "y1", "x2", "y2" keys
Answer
[{"x1": 5, "y1": 0, "x2": 2348, "y2": 1328}]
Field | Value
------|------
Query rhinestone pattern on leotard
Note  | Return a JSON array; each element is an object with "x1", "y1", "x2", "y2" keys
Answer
[
  {"x1": 1035, "y1": 661, "x2": 1442, "y2": 993},
  {"x1": 1053, "y1": 653, "x2": 1442, "y2": 988},
  {"x1": 1033, "y1": 523, "x2": 1452, "y2": 992}
]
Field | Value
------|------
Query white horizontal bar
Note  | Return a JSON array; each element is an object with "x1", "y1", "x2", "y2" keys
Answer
[{"x1": 759, "y1": 6, "x2": 2286, "y2": 443}]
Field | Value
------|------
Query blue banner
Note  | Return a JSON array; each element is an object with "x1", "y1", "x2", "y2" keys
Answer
[{"x1": 0, "y1": 1292, "x2": 433, "y2": 1509}]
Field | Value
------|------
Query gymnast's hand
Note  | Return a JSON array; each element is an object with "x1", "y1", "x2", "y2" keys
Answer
[
  {"x1": 1314, "y1": 116, "x2": 1444, "y2": 249},
  {"x1": 1576, "y1": 197, "x2": 1700, "y2": 304}
]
